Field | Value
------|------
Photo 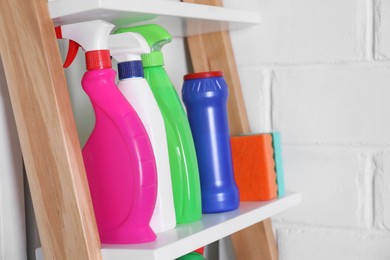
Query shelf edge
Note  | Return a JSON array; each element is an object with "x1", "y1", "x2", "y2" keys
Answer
[{"x1": 101, "y1": 192, "x2": 301, "y2": 260}]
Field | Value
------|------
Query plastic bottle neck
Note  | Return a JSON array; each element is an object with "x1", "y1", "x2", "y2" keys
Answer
[
  {"x1": 85, "y1": 50, "x2": 112, "y2": 70},
  {"x1": 141, "y1": 51, "x2": 164, "y2": 67},
  {"x1": 118, "y1": 61, "x2": 144, "y2": 80}
]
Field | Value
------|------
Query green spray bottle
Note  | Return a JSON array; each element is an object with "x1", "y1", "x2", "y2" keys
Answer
[{"x1": 115, "y1": 25, "x2": 202, "y2": 224}]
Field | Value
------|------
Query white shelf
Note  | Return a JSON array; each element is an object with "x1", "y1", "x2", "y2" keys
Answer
[
  {"x1": 48, "y1": 0, "x2": 261, "y2": 36},
  {"x1": 37, "y1": 192, "x2": 301, "y2": 259},
  {"x1": 100, "y1": 192, "x2": 301, "y2": 260}
]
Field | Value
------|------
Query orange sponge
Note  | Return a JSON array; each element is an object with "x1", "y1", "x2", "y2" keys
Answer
[{"x1": 230, "y1": 134, "x2": 278, "y2": 201}]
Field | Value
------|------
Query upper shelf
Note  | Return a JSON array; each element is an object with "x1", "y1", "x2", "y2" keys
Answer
[{"x1": 48, "y1": 0, "x2": 261, "y2": 37}]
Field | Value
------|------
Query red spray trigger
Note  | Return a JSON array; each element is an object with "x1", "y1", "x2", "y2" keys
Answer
[
  {"x1": 55, "y1": 26, "x2": 80, "y2": 68},
  {"x1": 63, "y1": 40, "x2": 80, "y2": 68},
  {"x1": 55, "y1": 26, "x2": 62, "y2": 39}
]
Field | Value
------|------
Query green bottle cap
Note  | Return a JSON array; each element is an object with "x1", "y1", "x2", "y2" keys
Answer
[{"x1": 142, "y1": 51, "x2": 164, "y2": 67}]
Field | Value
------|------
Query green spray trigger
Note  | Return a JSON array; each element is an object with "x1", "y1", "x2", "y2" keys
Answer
[
  {"x1": 116, "y1": 24, "x2": 171, "y2": 51},
  {"x1": 115, "y1": 24, "x2": 172, "y2": 67}
]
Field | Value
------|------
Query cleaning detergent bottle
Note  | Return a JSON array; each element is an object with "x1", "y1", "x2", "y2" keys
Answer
[
  {"x1": 56, "y1": 20, "x2": 157, "y2": 244},
  {"x1": 115, "y1": 25, "x2": 202, "y2": 224},
  {"x1": 109, "y1": 31, "x2": 176, "y2": 233},
  {"x1": 183, "y1": 71, "x2": 239, "y2": 213}
]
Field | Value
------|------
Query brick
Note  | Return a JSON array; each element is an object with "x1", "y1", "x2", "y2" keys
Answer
[
  {"x1": 225, "y1": 0, "x2": 366, "y2": 65},
  {"x1": 277, "y1": 227, "x2": 390, "y2": 260},
  {"x1": 272, "y1": 66, "x2": 390, "y2": 145},
  {"x1": 273, "y1": 146, "x2": 373, "y2": 228},
  {"x1": 375, "y1": 152, "x2": 390, "y2": 230},
  {"x1": 374, "y1": 0, "x2": 390, "y2": 60},
  {"x1": 237, "y1": 68, "x2": 272, "y2": 133}
]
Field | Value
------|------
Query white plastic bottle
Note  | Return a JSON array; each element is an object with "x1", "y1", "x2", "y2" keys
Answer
[{"x1": 109, "y1": 32, "x2": 176, "y2": 233}]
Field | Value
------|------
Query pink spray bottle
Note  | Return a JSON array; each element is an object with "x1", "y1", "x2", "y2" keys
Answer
[{"x1": 56, "y1": 20, "x2": 157, "y2": 244}]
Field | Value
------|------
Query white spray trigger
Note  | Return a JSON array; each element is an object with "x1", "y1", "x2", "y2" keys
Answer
[
  {"x1": 109, "y1": 32, "x2": 151, "y2": 63},
  {"x1": 60, "y1": 20, "x2": 115, "y2": 52}
]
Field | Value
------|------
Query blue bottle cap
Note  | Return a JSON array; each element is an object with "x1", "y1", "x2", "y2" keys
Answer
[{"x1": 118, "y1": 60, "x2": 144, "y2": 80}]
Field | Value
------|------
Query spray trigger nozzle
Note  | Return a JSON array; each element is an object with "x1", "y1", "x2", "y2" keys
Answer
[{"x1": 54, "y1": 21, "x2": 115, "y2": 70}]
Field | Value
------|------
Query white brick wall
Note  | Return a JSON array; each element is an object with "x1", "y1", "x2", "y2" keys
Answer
[
  {"x1": 277, "y1": 227, "x2": 390, "y2": 260},
  {"x1": 375, "y1": 152, "x2": 390, "y2": 230},
  {"x1": 374, "y1": 0, "x2": 390, "y2": 59},
  {"x1": 225, "y1": 0, "x2": 390, "y2": 258},
  {"x1": 238, "y1": 68, "x2": 272, "y2": 133},
  {"x1": 226, "y1": 0, "x2": 368, "y2": 65},
  {"x1": 272, "y1": 65, "x2": 390, "y2": 145},
  {"x1": 273, "y1": 146, "x2": 373, "y2": 229}
]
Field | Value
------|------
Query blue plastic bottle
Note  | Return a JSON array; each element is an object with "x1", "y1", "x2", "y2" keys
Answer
[{"x1": 182, "y1": 71, "x2": 239, "y2": 213}]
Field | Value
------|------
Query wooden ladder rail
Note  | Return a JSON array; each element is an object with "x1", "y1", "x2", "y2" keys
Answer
[
  {"x1": 183, "y1": 0, "x2": 278, "y2": 259},
  {"x1": 0, "y1": 0, "x2": 102, "y2": 259}
]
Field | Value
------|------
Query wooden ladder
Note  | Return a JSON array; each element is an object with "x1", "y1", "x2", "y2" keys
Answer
[{"x1": 0, "y1": 0, "x2": 277, "y2": 259}]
